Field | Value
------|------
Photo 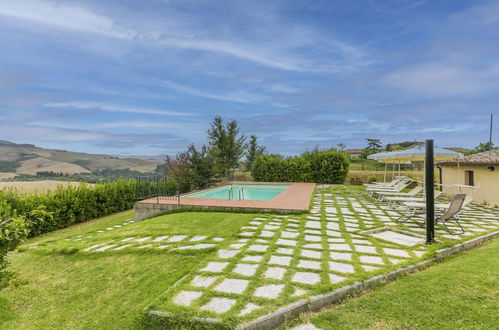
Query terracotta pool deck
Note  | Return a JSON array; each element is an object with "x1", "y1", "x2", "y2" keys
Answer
[{"x1": 137, "y1": 182, "x2": 316, "y2": 213}]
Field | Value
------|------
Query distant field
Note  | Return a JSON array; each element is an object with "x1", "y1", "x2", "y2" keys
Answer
[{"x1": 0, "y1": 180, "x2": 92, "y2": 193}]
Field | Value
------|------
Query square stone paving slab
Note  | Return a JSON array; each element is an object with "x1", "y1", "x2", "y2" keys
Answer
[
  {"x1": 329, "y1": 261, "x2": 355, "y2": 273},
  {"x1": 200, "y1": 297, "x2": 236, "y2": 314},
  {"x1": 201, "y1": 262, "x2": 229, "y2": 273},
  {"x1": 369, "y1": 230, "x2": 425, "y2": 246},
  {"x1": 292, "y1": 271, "x2": 321, "y2": 285},
  {"x1": 173, "y1": 290, "x2": 202, "y2": 306},
  {"x1": 214, "y1": 278, "x2": 249, "y2": 294},
  {"x1": 233, "y1": 263, "x2": 258, "y2": 276},
  {"x1": 191, "y1": 275, "x2": 218, "y2": 288},
  {"x1": 264, "y1": 267, "x2": 286, "y2": 280},
  {"x1": 268, "y1": 255, "x2": 292, "y2": 266},
  {"x1": 253, "y1": 284, "x2": 285, "y2": 299}
]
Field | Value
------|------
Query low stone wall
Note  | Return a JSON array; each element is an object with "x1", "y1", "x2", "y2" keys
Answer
[{"x1": 134, "y1": 202, "x2": 181, "y2": 221}]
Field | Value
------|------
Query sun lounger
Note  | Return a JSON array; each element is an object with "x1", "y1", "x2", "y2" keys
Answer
[
  {"x1": 396, "y1": 194, "x2": 467, "y2": 234},
  {"x1": 376, "y1": 185, "x2": 423, "y2": 201}
]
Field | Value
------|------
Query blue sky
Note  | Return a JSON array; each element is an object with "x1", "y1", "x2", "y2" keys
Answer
[{"x1": 0, "y1": 0, "x2": 498, "y2": 156}]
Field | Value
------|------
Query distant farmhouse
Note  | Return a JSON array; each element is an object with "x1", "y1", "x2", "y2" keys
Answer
[
  {"x1": 439, "y1": 149, "x2": 499, "y2": 207},
  {"x1": 344, "y1": 149, "x2": 363, "y2": 159}
]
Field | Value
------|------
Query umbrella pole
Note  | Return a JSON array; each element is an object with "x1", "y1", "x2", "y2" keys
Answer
[
  {"x1": 392, "y1": 163, "x2": 395, "y2": 181},
  {"x1": 384, "y1": 163, "x2": 387, "y2": 182},
  {"x1": 425, "y1": 140, "x2": 435, "y2": 244},
  {"x1": 398, "y1": 161, "x2": 401, "y2": 177}
]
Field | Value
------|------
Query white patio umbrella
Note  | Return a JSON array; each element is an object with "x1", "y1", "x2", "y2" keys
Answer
[{"x1": 368, "y1": 145, "x2": 464, "y2": 183}]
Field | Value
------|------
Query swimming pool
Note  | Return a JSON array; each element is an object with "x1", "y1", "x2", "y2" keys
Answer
[{"x1": 184, "y1": 183, "x2": 291, "y2": 200}]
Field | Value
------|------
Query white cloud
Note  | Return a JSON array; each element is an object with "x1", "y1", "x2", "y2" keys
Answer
[
  {"x1": 0, "y1": 0, "x2": 133, "y2": 39},
  {"x1": 43, "y1": 101, "x2": 195, "y2": 116}
]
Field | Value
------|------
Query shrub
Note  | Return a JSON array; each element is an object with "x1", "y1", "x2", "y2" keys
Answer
[
  {"x1": 0, "y1": 179, "x2": 138, "y2": 237},
  {"x1": 251, "y1": 150, "x2": 349, "y2": 184},
  {"x1": 0, "y1": 202, "x2": 50, "y2": 289},
  {"x1": 368, "y1": 175, "x2": 379, "y2": 183}
]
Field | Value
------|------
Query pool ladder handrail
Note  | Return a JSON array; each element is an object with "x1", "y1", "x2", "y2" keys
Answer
[
  {"x1": 238, "y1": 187, "x2": 245, "y2": 200},
  {"x1": 229, "y1": 186, "x2": 233, "y2": 200}
]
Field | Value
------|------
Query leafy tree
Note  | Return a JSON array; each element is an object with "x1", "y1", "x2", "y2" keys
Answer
[
  {"x1": 365, "y1": 138, "x2": 382, "y2": 150},
  {"x1": 467, "y1": 142, "x2": 496, "y2": 154},
  {"x1": 246, "y1": 135, "x2": 266, "y2": 169},
  {"x1": 164, "y1": 152, "x2": 192, "y2": 193},
  {"x1": 207, "y1": 116, "x2": 246, "y2": 176},
  {"x1": 186, "y1": 144, "x2": 215, "y2": 189},
  {"x1": 336, "y1": 143, "x2": 346, "y2": 151}
]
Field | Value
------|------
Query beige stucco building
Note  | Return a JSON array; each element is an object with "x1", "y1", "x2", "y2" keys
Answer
[{"x1": 439, "y1": 149, "x2": 499, "y2": 207}]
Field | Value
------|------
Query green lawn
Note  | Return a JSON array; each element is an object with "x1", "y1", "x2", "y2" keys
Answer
[
  {"x1": 283, "y1": 238, "x2": 499, "y2": 329},
  {"x1": 0, "y1": 210, "x2": 255, "y2": 329}
]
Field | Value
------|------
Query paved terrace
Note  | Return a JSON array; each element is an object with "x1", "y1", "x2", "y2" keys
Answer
[
  {"x1": 137, "y1": 182, "x2": 316, "y2": 212},
  {"x1": 145, "y1": 185, "x2": 499, "y2": 326}
]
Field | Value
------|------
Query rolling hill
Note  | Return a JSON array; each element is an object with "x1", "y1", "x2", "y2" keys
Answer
[{"x1": 0, "y1": 140, "x2": 163, "y2": 180}]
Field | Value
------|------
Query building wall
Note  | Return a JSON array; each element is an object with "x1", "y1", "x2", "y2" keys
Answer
[{"x1": 441, "y1": 165, "x2": 499, "y2": 207}]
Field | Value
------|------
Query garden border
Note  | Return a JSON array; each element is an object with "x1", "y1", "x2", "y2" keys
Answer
[{"x1": 146, "y1": 230, "x2": 499, "y2": 330}]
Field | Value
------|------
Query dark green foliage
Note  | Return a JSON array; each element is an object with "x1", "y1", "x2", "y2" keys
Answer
[
  {"x1": 252, "y1": 149, "x2": 349, "y2": 184},
  {"x1": 0, "y1": 202, "x2": 50, "y2": 289},
  {"x1": 467, "y1": 141, "x2": 497, "y2": 155},
  {"x1": 0, "y1": 161, "x2": 21, "y2": 173},
  {"x1": 0, "y1": 179, "x2": 138, "y2": 238},
  {"x1": 245, "y1": 134, "x2": 266, "y2": 169},
  {"x1": 186, "y1": 144, "x2": 215, "y2": 189},
  {"x1": 207, "y1": 116, "x2": 246, "y2": 176},
  {"x1": 10, "y1": 168, "x2": 148, "y2": 183}
]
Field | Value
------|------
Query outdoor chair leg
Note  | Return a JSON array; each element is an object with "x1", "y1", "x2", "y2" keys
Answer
[{"x1": 440, "y1": 216, "x2": 465, "y2": 235}]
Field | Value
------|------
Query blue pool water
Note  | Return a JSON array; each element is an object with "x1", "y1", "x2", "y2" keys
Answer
[{"x1": 184, "y1": 184, "x2": 290, "y2": 200}]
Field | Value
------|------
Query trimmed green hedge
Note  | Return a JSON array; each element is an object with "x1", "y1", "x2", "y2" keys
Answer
[
  {"x1": 251, "y1": 150, "x2": 349, "y2": 184},
  {"x1": 0, "y1": 180, "x2": 138, "y2": 237}
]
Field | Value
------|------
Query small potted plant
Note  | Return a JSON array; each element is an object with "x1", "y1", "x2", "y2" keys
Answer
[
  {"x1": 367, "y1": 175, "x2": 379, "y2": 183},
  {"x1": 349, "y1": 175, "x2": 363, "y2": 185}
]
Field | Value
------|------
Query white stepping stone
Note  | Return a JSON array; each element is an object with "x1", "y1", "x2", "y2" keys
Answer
[
  {"x1": 239, "y1": 302, "x2": 260, "y2": 316},
  {"x1": 214, "y1": 278, "x2": 249, "y2": 294},
  {"x1": 383, "y1": 248, "x2": 410, "y2": 258},
  {"x1": 276, "y1": 239, "x2": 297, "y2": 246},
  {"x1": 201, "y1": 297, "x2": 236, "y2": 314},
  {"x1": 413, "y1": 250, "x2": 426, "y2": 257},
  {"x1": 292, "y1": 272, "x2": 321, "y2": 285},
  {"x1": 304, "y1": 235, "x2": 321, "y2": 242},
  {"x1": 212, "y1": 237, "x2": 224, "y2": 242},
  {"x1": 264, "y1": 267, "x2": 286, "y2": 280},
  {"x1": 253, "y1": 217, "x2": 267, "y2": 220},
  {"x1": 359, "y1": 255, "x2": 384, "y2": 265},
  {"x1": 173, "y1": 290, "x2": 202, "y2": 306},
  {"x1": 120, "y1": 237, "x2": 135, "y2": 242},
  {"x1": 106, "y1": 228, "x2": 114, "y2": 230},
  {"x1": 201, "y1": 262, "x2": 229, "y2": 273},
  {"x1": 175, "y1": 244, "x2": 216, "y2": 250},
  {"x1": 329, "y1": 261, "x2": 355, "y2": 273},
  {"x1": 95, "y1": 244, "x2": 117, "y2": 252},
  {"x1": 190, "y1": 235, "x2": 207, "y2": 242},
  {"x1": 264, "y1": 225, "x2": 280, "y2": 230},
  {"x1": 329, "y1": 274, "x2": 347, "y2": 284},
  {"x1": 281, "y1": 231, "x2": 300, "y2": 238},
  {"x1": 328, "y1": 238, "x2": 345, "y2": 243},
  {"x1": 253, "y1": 284, "x2": 284, "y2": 299},
  {"x1": 268, "y1": 255, "x2": 292, "y2": 266},
  {"x1": 191, "y1": 275, "x2": 218, "y2": 288},
  {"x1": 307, "y1": 216, "x2": 320, "y2": 220},
  {"x1": 255, "y1": 239, "x2": 269, "y2": 243},
  {"x1": 362, "y1": 265, "x2": 380, "y2": 272},
  {"x1": 277, "y1": 247, "x2": 294, "y2": 255},
  {"x1": 135, "y1": 237, "x2": 151, "y2": 243},
  {"x1": 238, "y1": 238, "x2": 250, "y2": 243},
  {"x1": 230, "y1": 243, "x2": 245, "y2": 249},
  {"x1": 370, "y1": 231, "x2": 424, "y2": 246},
  {"x1": 218, "y1": 249, "x2": 240, "y2": 259},
  {"x1": 297, "y1": 259, "x2": 321, "y2": 270},
  {"x1": 326, "y1": 230, "x2": 341, "y2": 237},
  {"x1": 301, "y1": 249, "x2": 321, "y2": 259},
  {"x1": 329, "y1": 244, "x2": 351, "y2": 251},
  {"x1": 330, "y1": 252, "x2": 352, "y2": 261},
  {"x1": 389, "y1": 258, "x2": 404, "y2": 264},
  {"x1": 305, "y1": 221, "x2": 321, "y2": 229},
  {"x1": 240, "y1": 232, "x2": 256, "y2": 237},
  {"x1": 157, "y1": 245, "x2": 170, "y2": 249},
  {"x1": 114, "y1": 244, "x2": 133, "y2": 250},
  {"x1": 260, "y1": 230, "x2": 275, "y2": 238},
  {"x1": 84, "y1": 244, "x2": 104, "y2": 251},
  {"x1": 247, "y1": 244, "x2": 268, "y2": 252},
  {"x1": 153, "y1": 236, "x2": 169, "y2": 242},
  {"x1": 137, "y1": 244, "x2": 152, "y2": 249},
  {"x1": 305, "y1": 229, "x2": 322, "y2": 235},
  {"x1": 354, "y1": 245, "x2": 377, "y2": 254},
  {"x1": 241, "y1": 255, "x2": 263, "y2": 263},
  {"x1": 233, "y1": 263, "x2": 258, "y2": 276},
  {"x1": 326, "y1": 223, "x2": 340, "y2": 230},
  {"x1": 249, "y1": 221, "x2": 262, "y2": 226},
  {"x1": 168, "y1": 235, "x2": 187, "y2": 242},
  {"x1": 303, "y1": 243, "x2": 323, "y2": 250},
  {"x1": 352, "y1": 239, "x2": 371, "y2": 245},
  {"x1": 292, "y1": 288, "x2": 308, "y2": 296}
]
